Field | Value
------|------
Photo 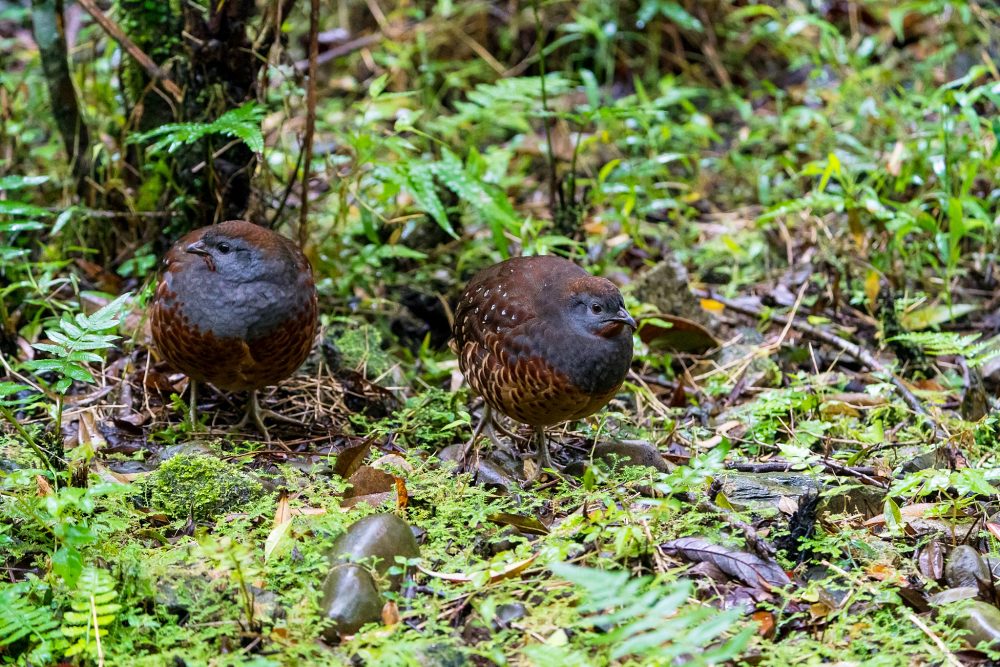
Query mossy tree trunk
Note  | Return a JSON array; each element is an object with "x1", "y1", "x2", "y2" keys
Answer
[{"x1": 119, "y1": 0, "x2": 278, "y2": 233}]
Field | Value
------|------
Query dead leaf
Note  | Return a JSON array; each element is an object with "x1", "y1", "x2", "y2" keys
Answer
[
  {"x1": 660, "y1": 537, "x2": 791, "y2": 590},
  {"x1": 917, "y1": 541, "x2": 945, "y2": 581},
  {"x1": 864, "y1": 270, "x2": 881, "y2": 312},
  {"x1": 345, "y1": 466, "x2": 395, "y2": 496},
  {"x1": 752, "y1": 610, "x2": 776, "y2": 637},
  {"x1": 394, "y1": 477, "x2": 409, "y2": 510},
  {"x1": 900, "y1": 303, "x2": 978, "y2": 331},
  {"x1": 488, "y1": 513, "x2": 549, "y2": 535},
  {"x1": 77, "y1": 411, "x2": 107, "y2": 450},
  {"x1": 272, "y1": 493, "x2": 291, "y2": 529},
  {"x1": 381, "y1": 600, "x2": 400, "y2": 627},
  {"x1": 700, "y1": 298, "x2": 725, "y2": 314},
  {"x1": 986, "y1": 523, "x2": 1000, "y2": 542},
  {"x1": 418, "y1": 554, "x2": 538, "y2": 584},
  {"x1": 35, "y1": 475, "x2": 53, "y2": 496},
  {"x1": 372, "y1": 454, "x2": 413, "y2": 474},
  {"x1": 777, "y1": 496, "x2": 799, "y2": 515},
  {"x1": 333, "y1": 440, "x2": 374, "y2": 480},
  {"x1": 863, "y1": 502, "x2": 955, "y2": 527},
  {"x1": 886, "y1": 140, "x2": 905, "y2": 176},
  {"x1": 638, "y1": 314, "x2": 719, "y2": 353}
]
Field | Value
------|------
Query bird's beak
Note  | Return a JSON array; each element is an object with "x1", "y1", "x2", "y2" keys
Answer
[
  {"x1": 185, "y1": 240, "x2": 210, "y2": 257},
  {"x1": 611, "y1": 307, "x2": 637, "y2": 330}
]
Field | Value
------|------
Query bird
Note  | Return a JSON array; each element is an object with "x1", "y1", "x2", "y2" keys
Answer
[
  {"x1": 150, "y1": 220, "x2": 318, "y2": 439},
  {"x1": 452, "y1": 255, "x2": 636, "y2": 479}
]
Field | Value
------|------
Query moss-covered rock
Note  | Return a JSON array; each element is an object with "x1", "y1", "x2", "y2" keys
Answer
[{"x1": 139, "y1": 454, "x2": 263, "y2": 522}]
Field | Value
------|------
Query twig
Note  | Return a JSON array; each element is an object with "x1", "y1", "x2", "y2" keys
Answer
[
  {"x1": 531, "y1": 0, "x2": 558, "y2": 221},
  {"x1": 691, "y1": 496, "x2": 774, "y2": 560},
  {"x1": 693, "y1": 289, "x2": 939, "y2": 429},
  {"x1": 293, "y1": 33, "x2": 383, "y2": 71},
  {"x1": 298, "y1": 0, "x2": 320, "y2": 248},
  {"x1": 726, "y1": 461, "x2": 874, "y2": 477},
  {"x1": 906, "y1": 611, "x2": 963, "y2": 667},
  {"x1": 75, "y1": 0, "x2": 182, "y2": 101}
]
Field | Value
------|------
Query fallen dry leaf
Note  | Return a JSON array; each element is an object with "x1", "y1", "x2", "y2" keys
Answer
[{"x1": 417, "y1": 554, "x2": 538, "y2": 584}]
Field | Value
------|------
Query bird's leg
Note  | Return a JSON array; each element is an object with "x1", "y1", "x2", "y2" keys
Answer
[
  {"x1": 460, "y1": 403, "x2": 506, "y2": 471},
  {"x1": 525, "y1": 425, "x2": 560, "y2": 485},
  {"x1": 187, "y1": 380, "x2": 198, "y2": 428}
]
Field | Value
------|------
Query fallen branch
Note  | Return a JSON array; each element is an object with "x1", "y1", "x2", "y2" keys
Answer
[{"x1": 693, "y1": 288, "x2": 943, "y2": 437}]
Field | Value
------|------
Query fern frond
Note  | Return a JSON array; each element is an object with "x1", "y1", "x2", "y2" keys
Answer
[
  {"x1": 551, "y1": 563, "x2": 752, "y2": 665},
  {"x1": 891, "y1": 332, "x2": 1000, "y2": 367},
  {"x1": 0, "y1": 581, "x2": 65, "y2": 664},
  {"x1": 61, "y1": 566, "x2": 121, "y2": 659},
  {"x1": 430, "y1": 149, "x2": 519, "y2": 254},
  {"x1": 133, "y1": 102, "x2": 265, "y2": 155}
]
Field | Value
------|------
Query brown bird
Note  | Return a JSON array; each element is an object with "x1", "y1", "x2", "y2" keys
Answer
[
  {"x1": 150, "y1": 220, "x2": 318, "y2": 438},
  {"x1": 452, "y1": 255, "x2": 636, "y2": 477}
]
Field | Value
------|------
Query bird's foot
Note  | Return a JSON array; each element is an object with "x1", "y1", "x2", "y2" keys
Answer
[
  {"x1": 522, "y1": 427, "x2": 563, "y2": 487},
  {"x1": 460, "y1": 404, "x2": 507, "y2": 472},
  {"x1": 231, "y1": 391, "x2": 296, "y2": 447}
]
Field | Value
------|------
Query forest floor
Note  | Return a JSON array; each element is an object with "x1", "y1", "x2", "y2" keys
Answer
[{"x1": 3, "y1": 2, "x2": 1000, "y2": 665}]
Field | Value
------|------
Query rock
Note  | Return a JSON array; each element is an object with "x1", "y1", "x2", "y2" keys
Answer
[
  {"x1": 493, "y1": 603, "x2": 527, "y2": 630},
  {"x1": 320, "y1": 565, "x2": 384, "y2": 637},
  {"x1": 632, "y1": 257, "x2": 705, "y2": 325},
  {"x1": 945, "y1": 545, "x2": 989, "y2": 589},
  {"x1": 320, "y1": 514, "x2": 420, "y2": 640},
  {"x1": 818, "y1": 484, "x2": 884, "y2": 519},
  {"x1": 950, "y1": 601, "x2": 1000, "y2": 649},
  {"x1": 716, "y1": 472, "x2": 824, "y2": 512},
  {"x1": 591, "y1": 441, "x2": 671, "y2": 473},
  {"x1": 928, "y1": 587, "x2": 979, "y2": 606}
]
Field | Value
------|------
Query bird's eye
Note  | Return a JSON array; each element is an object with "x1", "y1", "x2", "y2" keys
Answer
[
  {"x1": 217, "y1": 242, "x2": 231, "y2": 254},
  {"x1": 591, "y1": 303, "x2": 603, "y2": 314}
]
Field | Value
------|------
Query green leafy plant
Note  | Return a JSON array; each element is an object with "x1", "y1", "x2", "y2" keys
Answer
[
  {"x1": 1, "y1": 469, "x2": 127, "y2": 585},
  {"x1": 61, "y1": 566, "x2": 122, "y2": 660},
  {"x1": 132, "y1": 101, "x2": 265, "y2": 155},
  {"x1": 0, "y1": 581, "x2": 64, "y2": 664},
  {"x1": 549, "y1": 563, "x2": 752, "y2": 664},
  {"x1": 889, "y1": 332, "x2": 1000, "y2": 368},
  {"x1": 17, "y1": 293, "x2": 131, "y2": 435}
]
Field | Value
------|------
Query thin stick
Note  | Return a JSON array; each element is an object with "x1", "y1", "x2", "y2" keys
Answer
[
  {"x1": 298, "y1": 0, "x2": 320, "y2": 248},
  {"x1": 906, "y1": 611, "x2": 963, "y2": 667},
  {"x1": 694, "y1": 288, "x2": 937, "y2": 427}
]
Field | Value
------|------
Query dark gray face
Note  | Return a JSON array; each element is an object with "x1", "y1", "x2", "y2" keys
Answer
[
  {"x1": 188, "y1": 231, "x2": 276, "y2": 284},
  {"x1": 566, "y1": 289, "x2": 636, "y2": 338}
]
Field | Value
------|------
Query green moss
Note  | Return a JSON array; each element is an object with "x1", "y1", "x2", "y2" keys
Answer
[
  {"x1": 139, "y1": 454, "x2": 264, "y2": 522},
  {"x1": 328, "y1": 323, "x2": 394, "y2": 380}
]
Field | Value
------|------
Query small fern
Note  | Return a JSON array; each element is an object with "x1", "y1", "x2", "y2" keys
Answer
[
  {"x1": 26, "y1": 293, "x2": 131, "y2": 394},
  {"x1": 133, "y1": 101, "x2": 265, "y2": 155},
  {"x1": 429, "y1": 149, "x2": 519, "y2": 255},
  {"x1": 0, "y1": 581, "x2": 65, "y2": 664},
  {"x1": 61, "y1": 566, "x2": 121, "y2": 660},
  {"x1": 890, "y1": 331, "x2": 1000, "y2": 368},
  {"x1": 550, "y1": 563, "x2": 752, "y2": 665},
  {"x1": 431, "y1": 74, "x2": 573, "y2": 134}
]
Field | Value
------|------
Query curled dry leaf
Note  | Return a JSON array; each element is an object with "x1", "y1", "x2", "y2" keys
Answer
[
  {"x1": 341, "y1": 465, "x2": 407, "y2": 510},
  {"x1": 417, "y1": 553, "x2": 538, "y2": 585},
  {"x1": 660, "y1": 537, "x2": 791, "y2": 590},
  {"x1": 381, "y1": 600, "x2": 400, "y2": 627},
  {"x1": 488, "y1": 512, "x2": 549, "y2": 536},
  {"x1": 332, "y1": 440, "x2": 374, "y2": 480},
  {"x1": 917, "y1": 541, "x2": 946, "y2": 581},
  {"x1": 638, "y1": 314, "x2": 720, "y2": 353}
]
